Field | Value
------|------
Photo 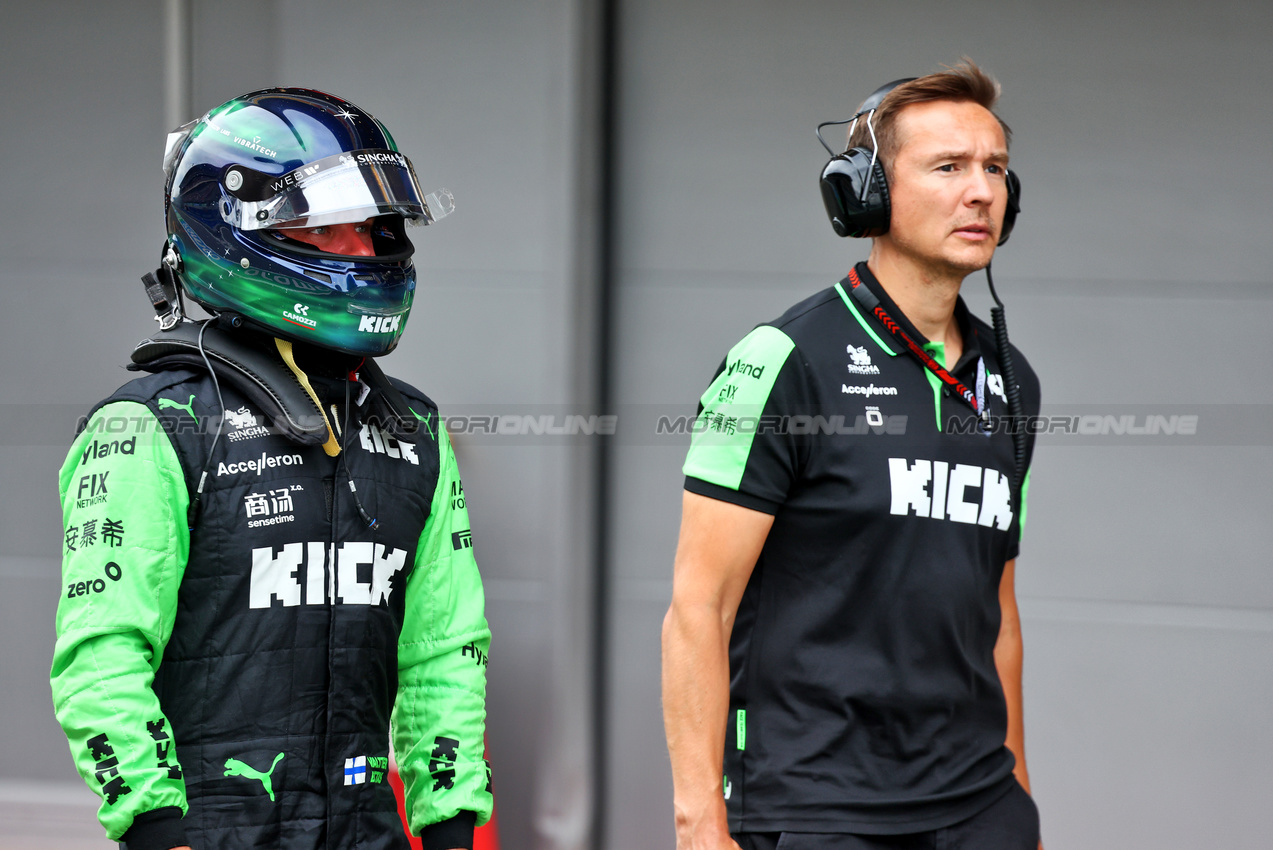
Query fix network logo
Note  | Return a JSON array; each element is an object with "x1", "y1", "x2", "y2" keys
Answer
[
  {"x1": 250, "y1": 541, "x2": 407, "y2": 608},
  {"x1": 888, "y1": 457, "x2": 1013, "y2": 530}
]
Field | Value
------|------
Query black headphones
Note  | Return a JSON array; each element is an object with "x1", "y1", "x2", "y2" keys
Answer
[{"x1": 817, "y1": 78, "x2": 1022, "y2": 244}]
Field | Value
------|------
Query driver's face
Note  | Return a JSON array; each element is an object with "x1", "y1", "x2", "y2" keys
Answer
[{"x1": 281, "y1": 218, "x2": 376, "y2": 256}]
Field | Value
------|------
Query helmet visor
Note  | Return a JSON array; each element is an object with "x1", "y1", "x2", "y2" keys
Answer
[{"x1": 224, "y1": 149, "x2": 454, "y2": 231}]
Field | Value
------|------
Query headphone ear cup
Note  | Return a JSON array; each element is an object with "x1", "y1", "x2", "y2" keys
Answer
[
  {"x1": 998, "y1": 170, "x2": 1022, "y2": 246},
  {"x1": 819, "y1": 148, "x2": 891, "y2": 238}
]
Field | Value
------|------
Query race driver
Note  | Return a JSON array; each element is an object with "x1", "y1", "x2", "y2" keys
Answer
[
  {"x1": 662, "y1": 61, "x2": 1043, "y2": 849},
  {"x1": 52, "y1": 88, "x2": 491, "y2": 850}
]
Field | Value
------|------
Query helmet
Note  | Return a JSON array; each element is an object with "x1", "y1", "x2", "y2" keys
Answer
[{"x1": 162, "y1": 87, "x2": 453, "y2": 356}]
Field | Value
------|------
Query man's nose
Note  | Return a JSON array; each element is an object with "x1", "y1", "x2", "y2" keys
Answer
[
  {"x1": 964, "y1": 169, "x2": 998, "y2": 206},
  {"x1": 330, "y1": 224, "x2": 376, "y2": 256}
]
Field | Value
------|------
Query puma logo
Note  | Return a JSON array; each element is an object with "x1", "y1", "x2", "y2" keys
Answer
[
  {"x1": 157, "y1": 394, "x2": 198, "y2": 422},
  {"x1": 224, "y1": 753, "x2": 285, "y2": 802}
]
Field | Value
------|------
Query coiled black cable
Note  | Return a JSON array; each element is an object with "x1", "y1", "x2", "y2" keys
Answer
[{"x1": 985, "y1": 263, "x2": 1027, "y2": 498}]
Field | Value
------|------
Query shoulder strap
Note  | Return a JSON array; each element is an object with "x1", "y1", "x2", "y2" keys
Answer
[{"x1": 129, "y1": 322, "x2": 331, "y2": 446}]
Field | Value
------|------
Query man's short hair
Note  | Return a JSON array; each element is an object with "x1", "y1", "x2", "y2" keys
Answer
[{"x1": 847, "y1": 59, "x2": 1012, "y2": 173}]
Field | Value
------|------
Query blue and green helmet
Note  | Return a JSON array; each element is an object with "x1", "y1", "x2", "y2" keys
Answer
[{"x1": 163, "y1": 87, "x2": 453, "y2": 356}]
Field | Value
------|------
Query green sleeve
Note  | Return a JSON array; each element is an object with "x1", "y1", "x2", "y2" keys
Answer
[
  {"x1": 392, "y1": 423, "x2": 493, "y2": 833},
  {"x1": 50, "y1": 401, "x2": 191, "y2": 841}
]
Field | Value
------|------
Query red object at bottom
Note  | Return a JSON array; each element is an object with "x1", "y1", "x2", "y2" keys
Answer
[{"x1": 389, "y1": 767, "x2": 500, "y2": 850}]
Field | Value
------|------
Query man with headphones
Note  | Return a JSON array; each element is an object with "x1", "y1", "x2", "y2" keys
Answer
[
  {"x1": 51, "y1": 88, "x2": 491, "y2": 849},
  {"x1": 663, "y1": 62, "x2": 1042, "y2": 850}
]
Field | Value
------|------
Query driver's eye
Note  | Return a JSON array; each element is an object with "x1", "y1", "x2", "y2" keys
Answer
[{"x1": 308, "y1": 227, "x2": 328, "y2": 236}]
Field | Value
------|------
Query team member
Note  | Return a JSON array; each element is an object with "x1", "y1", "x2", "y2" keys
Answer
[
  {"x1": 662, "y1": 62, "x2": 1042, "y2": 849},
  {"x1": 52, "y1": 88, "x2": 491, "y2": 850}
]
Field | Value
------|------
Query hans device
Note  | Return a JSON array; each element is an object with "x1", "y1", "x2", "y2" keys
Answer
[{"x1": 816, "y1": 78, "x2": 1022, "y2": 243}]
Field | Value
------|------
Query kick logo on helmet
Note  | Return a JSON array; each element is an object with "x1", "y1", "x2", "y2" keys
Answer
[{"x1": 161, "y1": 88, "x2": 454, "y2": 357}]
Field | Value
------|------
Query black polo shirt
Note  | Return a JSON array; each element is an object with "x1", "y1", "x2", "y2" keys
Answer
[{"x1": 683, "y1": 262, "x2": 1041, "y2": 834}]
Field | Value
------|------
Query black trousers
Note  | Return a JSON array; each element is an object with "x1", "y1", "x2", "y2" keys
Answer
[{"x1": 733, "y1": 782, "x2": 1039, "y2": 850}]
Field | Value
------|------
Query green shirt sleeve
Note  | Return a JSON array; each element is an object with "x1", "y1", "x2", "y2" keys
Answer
[
  {"x1": 683, "y1": 325, "x2": 807, "y2": 511},
  {"x1": 392, "y1": 422, "x2": 493, "y2": 833},
  {"x1": 50, "y1": 401, "x2": 191, "y2": 841}
]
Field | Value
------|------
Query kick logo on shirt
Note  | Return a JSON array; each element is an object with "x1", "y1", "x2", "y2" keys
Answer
[
  {"x1": 888, "y1": 457, "x2": 1013, "y2": 530},
  {"x1": 249, "y1": 541, "x2": 407, "y2": 608},
  {"x1": 358, "y1": 422, "x2": 419, "y2": 465}
]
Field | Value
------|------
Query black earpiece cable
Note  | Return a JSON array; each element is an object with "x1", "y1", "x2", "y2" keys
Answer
[
  {"x1": 342, "y1": 373, "x2": 380, "y2": 531},
  {"x1": 187, "y1": 318, "x2": 229, "y2": 530},
  {"x1": 985, "y1": 263, "x2": 1027, "y2": 494}
]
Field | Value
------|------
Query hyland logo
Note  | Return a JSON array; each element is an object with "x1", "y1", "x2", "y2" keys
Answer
[
  {"x1": 725, "y1": 357, "x2": 766, "y2": 380},
  {"x1": 358, "y1": 314, "x2": 402, "y2": 334},
  {"x1": 250, "y1": 541, "x2": 408, "y2": 608},
  {"x1": 224, "y1": 753, "x2": 285, "y2": 802},
  {"x1": 75, "y1": 472, "x2": 110, "y2": 509},
  {"x1": 224, "y1": 406, "x2": 272, "y2": 443},
  {"x1": 217, "y1": 451, "x2": 304, "y2": 476},
  {"x1": 81, "y1": 437, "x2": 135, "y2": 466},
  {"x1": 452, "y1": 529, "x2": 473, "y2": 550},
  {"x1": 846, "y1": 344, "x2": 881, "y2": 375},
  {"x1": 343, "y1": 755, "x2": 388, "y2": 786},
  {"x1": 888, "y1": 458, "x2": 1013, "y2": 530},
  {"x1": 283, "y1": 303, "x2": 317, "y2": 329},
  {"x1": 244, "y1": 485, "x2": 302, "y2": 528},
  {"x1": 462, "y1": 642, "x2": 488, "y2": 667},
  {"x1": 359, "y1": 422, "x2": 418, "y2": 464},
  {"x1": 986, "y1": 372, "x2": 1008, "y2": 404}
]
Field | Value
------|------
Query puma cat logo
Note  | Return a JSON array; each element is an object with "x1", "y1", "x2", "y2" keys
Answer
[
  {"x1": 157, "y1": 394, "x2": 198, "y2": 421},
  {"x1": 224, "y1": 753, "x2": 285, "y2": 802}
]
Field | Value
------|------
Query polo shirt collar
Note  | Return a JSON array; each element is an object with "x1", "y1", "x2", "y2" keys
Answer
[{"x1": 839, "y1": 261, "x2": 982, "y2": 373}]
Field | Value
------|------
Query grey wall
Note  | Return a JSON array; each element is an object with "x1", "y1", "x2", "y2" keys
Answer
[
  {"x1": 604, "y1": 1, "x2": 1273, "y2": 849},
  {"x1": 2, "y1": 2, "x2": 1272, "y2": 849}
]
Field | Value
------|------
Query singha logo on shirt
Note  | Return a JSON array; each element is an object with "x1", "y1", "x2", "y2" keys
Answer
[
  {"x1": 846, "y1": 344, "x2": 881, "y2": 375},
  {"x1": 223, "y1": 405, "x2": 272, "y2": 443}
]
